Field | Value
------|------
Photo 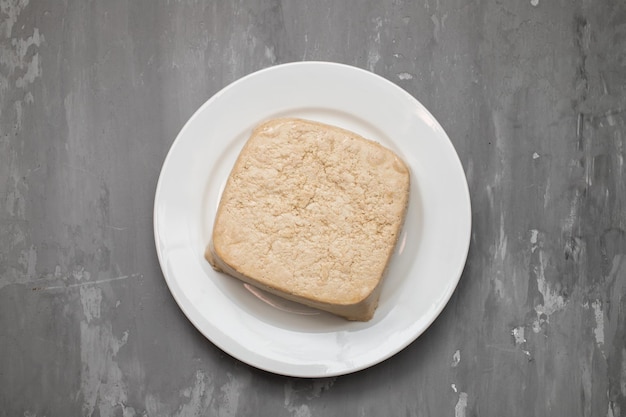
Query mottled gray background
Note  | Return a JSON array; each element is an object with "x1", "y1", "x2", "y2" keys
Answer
[{"x1": 1, "y1": 0, "x2": 625, "y2": 416}]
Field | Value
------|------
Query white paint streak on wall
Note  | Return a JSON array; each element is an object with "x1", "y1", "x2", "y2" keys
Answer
[
  {"x1": 497, "y1": 213, "x2": 507, "y2": 261},
  {"x1": 512, "y1": 326, "x2": 532, "y2": 358},
  {"x1": 284, "y1": 382, "x2": 312, "y2": 417},
  {"x1": 0, "y1": 14, "x2": 40, "y2": 293},
  {"x1": 264, "y1": 45, "x2": 276, "y2": 63},
  {"x1": 367, "y1": 17, "x2": 383, "y2": 71},
  {"x1": 0, "y1": 0, "x2": 30, "y2": 38},
  {"x1": 493, "y1": 276, "x2": 506, "y2": 298},
  {"x1": 615, "y1": 131, "x2": 624, "y2": 171},
  {"x1": 430, "y1": 14, "x2": 441, "y2": 43},
  {"x1": 451, "y1": 350, "x2": 461, "y2": 367},
  {"x1": 512, "y1": 326, "x2": 526, "y2": 345},
  {"x1": 5, "y1": 171, "x2": 26, "y2": 218},
  {"x1": 454, "y1": 392, "x2": 468, "y2": 417},
  {"x1": 79, "y1": 281, "x2": 133, "y2": 417},
  {"x1": 562, "y1": 188, "x2": 581, "y2": 235},
  {"x1": 13, "y1": 28, "x2": 43, "y2": 88},
  {"x1": 80, "y1": 285, "x2": 102, "y2": 322},
  {"x1": 14, "y1": 99, "x2": 23, "y2": 130},
  {"x1": 543, "y1": 176, "x2": 552, "y2": 209},
  {"x1": 591, "y1": 300, "x2": 605, "y2": 350},
  {"x1": 530, "y1": 229, "x2": 539, "y2": 252},
  {"x1": 451, "y1": 383, "x2": 458, "y2": 393},
  {"x1": 15, "y1": 244, "x2": 37, "y2": 278},
  {"x1": 4, "y1": 176, "x2": 16, "y2": 215},
  {"x1": 144, "y1": 393, "x2": 164, "y2": 416},
  {"x1": 283, "y1": 378, "x2": 335, "y2": 417},
  {"x1": 73, "y1": 267, "x2": 89, "y2": 281},
  {"x1": 145, "y1": 365, "x2": 252, "y2": 415},
  {"x1": 607, "y1": 404, "x2": 617, "y2": 417},
  {"x1": 15, "y1": 50, "x2": 40, "y2": 87},
  {"x1": 580, "y1": 346, "x2": 593, "y2": 417},
  {"x1": 491, "y1": 111, "x2": 508, "y2": 181},
  {"x1": 534, "y1": 250, "x2": 566, "y2": 317},
  {"x1": 216, "y1": 371, "x2": 252, "y2": 417},
  {"x1": 0, "y1": 22, "x2": 43, "y2": 135},
  {"x1": 530, "y1": 230, "x2": 566, "y2": 332},
  {"x1": 174, "y1": 370, "x2": 214, "y2": 417},
  {"x1": 2, "y1": 60, "x2": 30, "y2": 271}
]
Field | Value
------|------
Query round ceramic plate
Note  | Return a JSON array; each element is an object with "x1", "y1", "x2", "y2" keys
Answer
[{"x1": 154, "y1": 62, "x2": 471, "y2": 377}]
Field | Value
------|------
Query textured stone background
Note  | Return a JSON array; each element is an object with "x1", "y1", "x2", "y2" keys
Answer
[{"x1": 1, "y1": 0, "x2": 625, "y2": 416}]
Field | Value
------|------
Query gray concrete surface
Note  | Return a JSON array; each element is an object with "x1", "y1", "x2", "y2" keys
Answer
[{"x1": 1, "y1": 0, "x2": 626, "y2": 416}]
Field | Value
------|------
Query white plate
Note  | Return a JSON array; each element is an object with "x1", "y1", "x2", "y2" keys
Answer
[{"x1": 154, "y1": 62, "x2": 471, "y2": 377}]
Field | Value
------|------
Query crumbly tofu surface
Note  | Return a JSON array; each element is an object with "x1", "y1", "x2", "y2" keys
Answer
[{"x1": 206, "y1": 118, "x2": 410, "y2": 321}]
